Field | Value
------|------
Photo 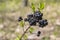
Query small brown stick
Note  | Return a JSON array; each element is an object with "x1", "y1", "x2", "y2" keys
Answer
[{"x1": 19, "y1": 25, "x2": 31, "y2": 40}]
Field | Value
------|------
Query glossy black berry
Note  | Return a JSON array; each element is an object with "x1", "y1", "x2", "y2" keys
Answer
[
  {"x1": 37, "y1": 31, "x2": 41, "y2": 37},
  {"x1": 27, "y1": 18, "x2": 31, "y2": 21},
  {"x1": 34, "y1": 11, "x2": 43, "y2": 20},
  {"x1": 39, "y1": 19, "x2": 48, "y2": 27},
  {"x1": 28, "y1": 18, "x2": 36, "y2": 26},
  {"x1": 18, "y1": 16, "x2": 23, "y2": 21}
]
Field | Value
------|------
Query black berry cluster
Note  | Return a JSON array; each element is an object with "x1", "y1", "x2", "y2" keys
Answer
[
  {"x1": 24, "y1": 11, "x2": 48, "y2": 27},
  {"x1": 18, "y1": 10, "x2": 48, "y2": 37},
  {"x1": 39, "y1": 19, "x2": 48, "y2": 28}
]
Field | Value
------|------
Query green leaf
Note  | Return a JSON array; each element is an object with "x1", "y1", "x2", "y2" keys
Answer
[
  {"x1": 15, "y1": 37, "x2": 19, "y2": 40},
  {"x1": 19, "y1": 21, "x2": 25, "y2": 27},
  {"x1": 29, "y1": 27, "x2": 34, "y2": 33},
  {"x1": 24, "y1": 34, "x2": 28, "y2": 40},
  {"x1": 15, "y1": 34, "x2": 21, "y2": 40},
  {"x1": 39, "y1": 3, "x2": 44, "y2": 10},
  {"x1": 31, "y1": 3, "x2": 35, "y2": 12}
]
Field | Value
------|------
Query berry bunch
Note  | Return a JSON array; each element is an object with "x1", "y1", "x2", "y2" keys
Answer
[
  {"x1": 17, "y1": 3, "x2": 48, "y2": 40},
  {"x1": 24, "y1": 11, "x2": 48, "y2": 27},
  {"x1": 18, "y1": 11, "x2": 48, "y2": 38}
]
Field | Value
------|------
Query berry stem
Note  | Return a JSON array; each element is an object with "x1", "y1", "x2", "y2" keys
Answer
[{"x1": 19, "y1": 25, "x2": 31, "y2": 40}]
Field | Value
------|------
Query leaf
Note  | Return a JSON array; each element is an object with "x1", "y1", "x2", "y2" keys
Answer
[
  {"x1": 15, "y1": 34, "x2": 21, "y2": 40},
  {"x1": 15, "y1": 37, "x2": 19, "y2": 40},
  {"x1": 24, "y1": 34, "x2": 28, "y2": 40},
  {"x1": 29, "y1": 27, "x2": 34, "y2": 33},
  {"x1": 19, "y1": 21, "x2": 25, "y2": 27},
  {"x1": 39, "y1": 3, "x2": 44, "y2": 10},
  {"x1": 31, "y1": 3, "x2": 35, "y2": 12}
]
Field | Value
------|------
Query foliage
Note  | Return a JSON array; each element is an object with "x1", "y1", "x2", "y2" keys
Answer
[
  {"x1": 15, "y1": 34, "x2": 21, "y2": 40},
  {"x1": 23, "y1": 34, "x2": 28, "y2": 40},
  {"x1": 38, "y1": 2, "x2": 44, "y2": 10},
  {"x1": 31, "y1": 3, "x2": 35, "y2": 12},
  {"x1": 29, "y1": 27, "x2": 34, "y2": 33},
  {"x1": 19, "y1": 21, "x2": 25, "y2": 27},
  {"x1": 31, "y1": 2, "x2": 44, "y2": 12}
]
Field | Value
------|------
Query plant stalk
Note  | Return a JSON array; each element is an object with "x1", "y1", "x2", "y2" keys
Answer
[{"x1": 19, "y1": 25, "x2": 31, "y2": 40}]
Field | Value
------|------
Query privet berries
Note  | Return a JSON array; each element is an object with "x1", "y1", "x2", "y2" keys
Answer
[
  {"x1": 39, "y1": 19, "x2": 48, "y2": 28},
  {"x1": 28, "y1": 18, "x2": 36, "y2": 26},
  {"x1": 37, "y1": 31, "x2": 41, "y2": 37},
  {"x1": 18, "y1": 16, "x2": 23, "y2": 21},
  {"x1": 18, "y1": 10, "x2": 48, "y2": 37},
  {"x1": 34, "y1": 11, "x2": 43, "y2": 20},
  {"x1": 24, "y1": 10, "x2": 48, "y2": 27}
]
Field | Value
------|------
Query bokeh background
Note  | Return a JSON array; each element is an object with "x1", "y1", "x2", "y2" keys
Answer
[{"x1": 0, "y1": 0, "x2": 60, "y2": 40}]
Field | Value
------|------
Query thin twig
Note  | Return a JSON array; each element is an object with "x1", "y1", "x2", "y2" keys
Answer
[{"x1": 19, "y1": 25, "x2": 31, "y2": 40}]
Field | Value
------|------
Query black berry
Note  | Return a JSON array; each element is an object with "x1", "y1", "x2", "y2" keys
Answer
[
  {"x1": 18, "y1": 16, "x2": 23, "y2": 21},
  {"x1": 37, "y1": 31, "x2": 41, "y2": 37}
]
